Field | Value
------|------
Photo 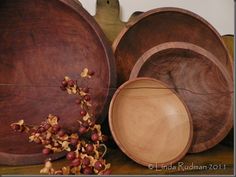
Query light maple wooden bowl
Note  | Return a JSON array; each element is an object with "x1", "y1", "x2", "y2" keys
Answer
[{"x1": 109, "y1": 78, "x2": 193, "y2": 167}]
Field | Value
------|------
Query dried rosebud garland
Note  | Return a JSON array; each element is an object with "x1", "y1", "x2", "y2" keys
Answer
[{"x1": 10, "y1": 68, "x2": 111, "y2": 175}]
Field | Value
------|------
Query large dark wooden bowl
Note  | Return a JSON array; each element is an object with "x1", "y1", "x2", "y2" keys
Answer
[
  {"x1": 113, "y1": 7, "x2": 233, "y2": 86},
  {"x1": 130, "y1": 42, "x2": 233, "y2": 153},
  {"x1": 0, "y1": 0, "x2": 116, "y2": 165}
]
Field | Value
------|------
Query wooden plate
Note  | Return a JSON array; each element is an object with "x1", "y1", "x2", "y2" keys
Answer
[
  {"x1": 130, "y1": 42, "x2": 233, "y2": 153},
  {"x1": 113, "y1": 7, "x2": 233, "y2": 86},
  {"x1": 109, "y1": 78, "x2": 193, "y2": 167},
  {"x1": 0, "y1": 0, "x2": 116, "y2": 165}
]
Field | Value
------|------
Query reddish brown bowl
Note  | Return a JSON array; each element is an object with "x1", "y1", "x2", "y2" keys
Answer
[
  {"x1": 129, "y1": 42, "x2": 233, "y2": 153},
  {"x1": 113, "y1": 7, "x2": 233, "y2": 86},
  {"x1": 0, "y1": 0, "x2": 116, "y2": 165}
]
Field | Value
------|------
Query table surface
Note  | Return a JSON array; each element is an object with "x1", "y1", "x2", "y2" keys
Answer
[{"x1": 0, "y1": 144, "x2": 234, "y2": 175}]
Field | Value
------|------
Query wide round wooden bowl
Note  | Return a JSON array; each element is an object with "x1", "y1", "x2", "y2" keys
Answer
[
  {"x1": 130, "y1": 42, "x2": 233, "y2": 153},
  {"x1": 113, "y1": 7, "x2": 233, "y2": 86},
  {"x1": 109, "y1": 78, "x2": 193, "y2": 167},
  {"x1": 0, "y1": 0, "x2": 116, "y2": 165}
]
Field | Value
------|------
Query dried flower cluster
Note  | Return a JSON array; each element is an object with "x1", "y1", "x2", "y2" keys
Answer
[{"x1": 10, "y1": 68, "x2": 111, "y2": 175}]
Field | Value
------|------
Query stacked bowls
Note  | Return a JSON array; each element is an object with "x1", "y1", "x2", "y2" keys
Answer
[{"x1": 110, "y1": 7, "x2": 233, "y2": 167}]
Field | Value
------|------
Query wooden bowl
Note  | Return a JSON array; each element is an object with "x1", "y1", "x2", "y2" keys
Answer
[
  {"x1": 222, "y1": 35, "x2": 234, "y2": 64},
  {"x1": 113, "y1": 7, "x2": 233, "y2": 86},
  {"x1": 130, "y1": 42, "x2": 233, "y2": 153},
  {"x1": 0, "y1": 0, "x2": 116, "y2": 165},
  {"x1": 221, "y1": 34, "x2": 234, "y2": 147},
  {"x1": 109, "y1": 78, "x2": 193, "y2": 167}
]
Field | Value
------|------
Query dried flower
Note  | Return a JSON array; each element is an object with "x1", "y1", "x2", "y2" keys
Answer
[{"x1": 10, "y1": 68, "x2": 111, "y2": 175}]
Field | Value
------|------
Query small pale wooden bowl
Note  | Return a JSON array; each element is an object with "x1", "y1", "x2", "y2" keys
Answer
[{"x1": 109, "y1": 78, "x2": 193, "y2": 167}]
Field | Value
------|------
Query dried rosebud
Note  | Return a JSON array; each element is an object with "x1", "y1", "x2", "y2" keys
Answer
[
  {"x1": 88, "y1": 70, "x2": 95, "y2": 76},
  {"x1": 52, "y1": 124, "x2": 61, "y2": 133},
  {"x1": 82, "y1": 121, "x2": 89, "y2": 128},
  {"x1": 82, "y1": 87, "x2": 89, "y2": 93},
  {"x1": 58, "y1": 130, "x2": 65, "y2": 137},
  {"x1": 11, "y1": 124, "x2": 21, "y2": 131},
  {"x1": 44, "y1": 123, "x2": 51, "y2": 130},
  {"x1": 84, "y1": 95, "x2": 91, "y2": 101},
  {"x1": 70, "y1": 138, "x2": 79, "y2": 146},
  {"x1": 66, "y1": 152, "x2": 76, "y2": 161},
  {"x1": 82, "y1": 157, "x2": 90, "y2": 166},
  {"x1": 80, "y1": 110, "x2": 87, "y2": 116},
  {"x1": 61, "y1": 80, "x2": 68, "y2": 87},
  {"x1": 70, "y1": 158, "x2": 81, "y2": 167},
  {"x1": 42, "y1": 148, "x2": 52, "y2": 155},
  {"x1": 78, "y1": 126, "x2": 87, "y2": 134},
  {"x1": 94, "y1": 160, "x2": 105, "y2": 171},
  {"x1": 91, "y1": 133, "x2": 99, "y2": 142},
  {"x1": 38, "y1": 127, "x2": 46, "y2": 133},
  {"x1": 68, "y1": 80, "x2": 75, "y2": 87},
  {"x1": 86, "y1": 144, "x2": 94, "y2": 154},
  {"x1": 102, "y1": 135, "x2": 109, "y2": 142}
]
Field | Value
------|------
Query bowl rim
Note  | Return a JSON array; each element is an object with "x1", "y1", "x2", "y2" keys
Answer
[
  {"x1": 112, "y1": 7, "x2": 233, "y2": 77},
  {"x1": 129, "y1": 42, "x2": 233, "y2": 153},
  {"x1": 109, "y1": 77, "x2": 193, "y2": 167}
]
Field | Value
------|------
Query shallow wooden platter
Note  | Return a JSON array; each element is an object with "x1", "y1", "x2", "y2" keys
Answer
[
  {"x1": 113, "y1": 7, "x2": 233, "y2": 86},
  {"x1": 109, "y1": 78, "x2": 193, "y2": 167},
  {"x1": 0, "y1": 0, "x2": 116, "y2": 165},
  {"x1": 129, "y1": 42, "x2": 233, "y2": 153}
]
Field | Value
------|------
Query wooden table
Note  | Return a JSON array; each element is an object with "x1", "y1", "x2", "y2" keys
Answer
[{"x1": 0, "y1": 144, "x2": 233, "y2": 175}]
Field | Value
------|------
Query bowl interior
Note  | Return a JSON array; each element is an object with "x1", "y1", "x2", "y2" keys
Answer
[
  {"x1": 109, "y1": 78, "x2": 192, "y2": 167},
  {"x1": 130, "y1": 43, "x2": 233, "y2": 153}
]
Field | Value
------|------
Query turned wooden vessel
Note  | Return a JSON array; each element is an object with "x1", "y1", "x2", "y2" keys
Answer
[
  {"x1": 129, "y1": 42, "x2": 233, "y2": 153},
  {"x1": 0, "y1": 0, "x2": 116, "y2": 165},
  {"x1": 221, "y1": 34, "x2": 234, "y2": 147},
  {"x1": 113, "y1": 7, "x2": 233, "y2": 86},
  {"x1": 109, "y1": 78, "x2": 193, "y2": 167}
]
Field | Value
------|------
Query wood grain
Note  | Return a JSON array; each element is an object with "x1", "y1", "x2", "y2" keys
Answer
[
  {"x1": 109, "y1": 78, "x2": 193, "y2": 167},
  {"x1": 113, "y1": 7, "x2": 233, "y2": 86},
  {"x1": 0, "y1": 0, "x2": 116, "y2": 165},
  {"x1": 129, "y1": 42, "x2": 233, "y2": 153}
]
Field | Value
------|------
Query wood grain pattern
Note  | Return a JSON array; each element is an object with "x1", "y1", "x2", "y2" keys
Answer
[
  {"x1": 129, "y1": 42, "x2": 233, "y2": 153},
  {"x1": 109, "y1": 78, "x2": 193, "y2": 167},
  {"x1": 0, "y1": 0, "x2": 116, "y2": 165},
  {"x1": 113, "y1": 7, "x2": 233, "y2": 86}
]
